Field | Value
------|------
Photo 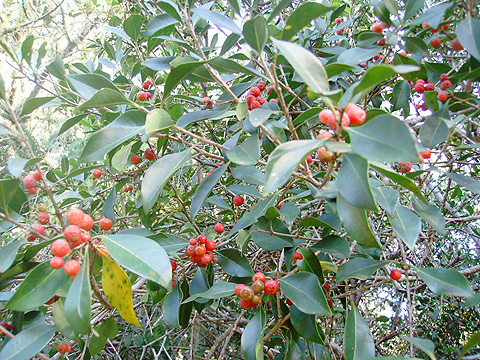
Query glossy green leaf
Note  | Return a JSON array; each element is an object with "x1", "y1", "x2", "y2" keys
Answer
[
  {"x1": 460, "y1": 331, "x2": 480, "y2": 358},
  {"x1": 0, "y1": 324, "x2": 56, "y2": 360},
  {"x1": 446, "y1": 173, "x2": 480, "y2": 195},
  {"x1": 241, "y1": 307, "x2": 266, "y2": 360},
  {"x1": 337, "y1": 258, "x2": 389, "y2": 283},
  {"x1": 177, "y1": 107, "x2": 231, "y2": 128},
  {"x1": 77, "y1": 88, "x2": 135, "y2": 111},
  {"x1": 401, "y1": 336, "x2": 436, "y2": 360},
  {"x1": 410, "y1": 2, "x2": 453, "y2": 29},
  {"x1": 228, "y1": 194, "x2": 278, "y2": 236},
  {"x1": 6, "y1": 260, "x2": 68, "y2": 311},
  {"x1": 146, "y1": 109, "x2": 173, "y2": 137},
  {"x1": 142, "y1": 14, "x2": 178, "y2": 37},
  {"x1": 337, "y1": 153, "x2": 378, "y2": 211},
  {"x1": 352, "y1": 65, "x2": 398, "y2": 99},
  {"x1": 0, "y1": 240, "x2": 25, "y2": 273},
  {"x1": 251, "y1": 217, "x2": 293, "y2": 250},
  {"x1": 279, "y1": 202, "x2": 300, "y2": 225},
  {"x1": 141, "y1": 149, "x2": 191, "y2": 212},
  {"x1": 243, "y1": 15, "x2": 267, "y2": 54},
  {"x1": 65, "y1": 252, "x2": 91, "y2": 334},
  {"x1": 281, "y1": 2, "x2": 334, "y2": 41},
  {"x1": 263, "y1": 139, "x2": 325, "y2": 196},
  {"x1": 392, "y1": 80, "x2": 411, "y2": 114},
  {"x1": 463, "y1": 293, "x2": 480, "y2": 308},
  {"x1": 89, "y1": 318, "x2": 118, "y2": 355},
  {"x1": 52, "y1": 298, "x2": 77, "y2": 340},
  {"x1": 456, "y1": 16, "x2": 480, "y2": 61},
  {"x1": 403, "y1": 36, "x2": 429, "y2": 57},
  {"x1": 191, "y1": 163, "x2": 228, "y2": 219},
  {"x1": 249, "y1": 108, "x2": 276, "y2": 127},
  {"x1": 55, "y1": 113, "x2": 88, "y2": 138},
  {"x1": 231, "y1": 165, "x2": 265, "y2": 186},
  {"x1": 388, "y1": 206, "x2": 421, "y2": 251},
  {"x1": 20, "y1": 97, "x2": 56, "y2": 117},
  {"x1": 297, "y1": 248, "x2": 324, "y2": 284},
  {"x1": 346, "y1": 115, "x2": 420, "y2": 163},
  {"x1": 102, "y1": 234, "x2": 172, "y2": 289},
  {"x1": 0, "y1": 179, "x2": 20, "y2": 212},
  {"x1": 344, "y1": 304, "x2": 375, "y2": 360},
  {"x1": 337, "y1": 194, "x2": 381, "y2": 249},
  {"x1": 142, "y1": 56, "x2": 176, "y2": 71},
  {"x1": 163, "y1": 284, "x2": 182, "y2": 328},
  {"x1": 102, "y1": 24, "x2": 129, "y2": 40},
  {"x1": 157, "y1": 0, "x2": 182, "y2": 21},
  {"x1": 371, "y1": 162, "x2": 427, "y2": 202},
  {"x1": 150, "y1": 234, "x2": 190, "y2": 254},
  {"x1": 79, "y1": 110, "x2": 146, "y2": 163},
  {"x1": 372, "y1": 185, "x2": 398, "y2": 216},
  {"x1": 311, "y1": 235, "x2": 350, "y2": 259},
  {"x1": 216, "y1": 248, "x2": 254, "y2": 277},
  {"x1": 68, "y1": 74, "x2": 119, "y2": 99},
  {"x1": 194, "y1": 8, "x2": 241, "y2": 34},
  {"x1": 420, "y1": 114, "x2": 449, "y2": 149},
  {"x1": 183, "y1": 282, "x2": 236, "y2": 303},
  {"x1": 7, "y1": 157, "x2": 41, "y2": 177},
  {"x1": 272, "y1": 38, "x2": 329, "y2": 94},
  {"x1": 20, "y1": 35, "x2": 34, "y2": 65},
  {"x1": 124, "y1": 14, "x2": 142, "y2": 41},
  {"x1": 228, "y1": 184, "x2": 262, "y2": 199},
  {"x1": 279, "y1": 272, "x2": 331, "y2": 315},
  {"x1": 414, "y1": 266, "x2": 474, "y2": 297},
  {"x1": 0, "y1": 74, "x2": 5, "y2": 100},
  {"x1": 404, "y1": 0, "x2": 424, "y2": 20},
  {"x1": 226, "y1": 136, "x2": 260, "y2": 165},
  {"x1": 163, "y1": 59, "x2": 206, "y2": 98},
  {"x1": 412, "y1": 197, "x2": 445, "y2": 234},
  {"x1": 290, "y1": 305, "x2": 325, "y2": 344},
  {"x1": 111, "y1": 143, "x2": 133, "y2": 172},
  {"x1": 337, "y1": 47, "x2": 380, "y2": 66}
]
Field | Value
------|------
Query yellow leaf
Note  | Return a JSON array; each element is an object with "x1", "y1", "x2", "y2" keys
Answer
[
  {"x1": 102, "y1": 255, "x2": 140, "y2": 327},
  {"x1": 319, "y1": 261, "x2": 338, "y2": 273}
]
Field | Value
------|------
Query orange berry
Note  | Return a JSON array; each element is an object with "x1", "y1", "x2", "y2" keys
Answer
[
  {"x1": 99, "y1": 218, "x2": 113, "y2": 231},
  {"x1": 64, "y1": 259, "x2": 81, "y2": 276}
]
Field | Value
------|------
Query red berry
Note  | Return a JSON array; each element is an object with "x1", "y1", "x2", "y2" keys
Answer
[
  {"x1": 233, "y1": 195, "x2": 244, "y2": 206},
  {"x1": 250, "y1": 86, "x2": 261, "y2": 97},
  {"x1": 425, "y1": 82, "x2": 435, "y2": 91},
  {"x1": 92, "y1": 168, "x2": 102, "y2": 178},
  {"x1": 306, "y1": 155, "x2": 312, "y2": 164},
  {"x1": 416, "y1": 79, "x2": 425, "y2": 85},
  {"x1": 199, "y1": 253, "x2": 213, "y2": 266},
  {"x1": 130, "y1": 155, "x2": 141, "y2": 165},
  {"x1": 99, "y1": 218, "x2": 113, "y2": 231},
  {"x1": 239, "y1": 298, "x2": 253, "y2": 309},
  {"x1": 246, "y1": 94, "x2": 256, "y2": 105},
  {"x1": 67, "y1": 345, "x2": 73, "y2": 353},
  {"x1": 50, "y1": 256, "x2": 64, "y2": 269},
  {"x1": 438, "y1": 91, "x2": 448, "y2": 102},
  {"x1": 250, "y1": 100, "x2": 261, "y2": 110},
  {"x1": 397, "y1": 161, "x2": 412, "y2": 173},
  {"x1": 371, "y1": 22, "x2": 384, "y2": 33},
  {"x1": 0, "y1": 321, "x2": 13, "y2": 336},
  {"x1": 23, "y1": 175, "x2": 36, "y2": 189},
  {"x1": 269, "y1": 98, "x2": 278, "y2": 104},
  {"x1": 189, "y1": 238, "x2": 197, "y2": 246},
  {"x1": 214, "y1": 223, "x2": 224, "y2": 233},
  {"x1": 205, "y1": 240, "x2": 216, "y2": 252},
  {"x1": 145, "y1": 148, "x2": 155, "y2": 160},
  {"x1": 57, "y1": 342, "x2": 69, "y2": 354},
  {"x1": 202, "y1": 96, "x2": 211, "y2": 104},
  {"x1": 137, "y1": 91, "x2": 147, "y2": 101},
  {"x1": 292, "y1": 251, "x2": 303, "y2": 262},
  {"x1": 442, "y1": 24, "x2": 449, "y2": 30},
  {"x1": 252, "y1": 272, "x2": 266, "y2": 283},
  {"x1": 146, "y1": 92, "x2": 152, "y2": 99},
  {"x1": 257, "y1": 80, "x2": 266, "y2": 92},
  {"x1": 319, "y1": 109, "x2": 335, "y2": 124},
  {"x1": 64, "y1": 225, "x2": 82, "y2": 243},
  {"x1": 377, "y1": 37, "x2": 386, "y2": 46},
  {"x1": 345, "y1": 103, "x2": 366, "y2": 125},
  {"x1": 239, "y1": 286, "x2": 254, "y2": 301},
  {"x1": 170, "y1": 260, "x2": 177, "y2": 272},
  {"x1": 195, "y1": 245, "x2": 206, "y2": 257},
  {"x1": 420, "y1": 148, "x2": 432, "y2": 159},
  {"x1": 197, "y1": 234, "x2": 207, "y2": 244},
  {"x1": 32, "y1": 224, "x2": 45, "y2": 236},
  {"x1": 430, "y1": 37, "x2": 441, "y2": 48},
  {"x1": 422, "y1": 22, "x2": 430, "y2": 29},
  {"x1": 257, "y1": 96, "x2": 265, "y2": 105},
  {"x1": 64, "y1": 259, "x2": 81, "y2": 276},
  {"x1": 33, "y1": 170, "x2": 43, "y2": 181},
  {"x1": 51, "y1": 239, "x2": 70, "y2": 257},
  {"x1": 264, "y1": 280, "x2": 280, "y2": 295},
  {"x1": 81, "y1": 232, "x2": 91, "y2": 243},
  {"x1": 186, "y1": 245, "x2": 195, "y2": 257},
  {"x1": 286, "y1": 298, "x2": 293, "y2": 306},
  {"x1": 439, "y1": 73, "x2": 449, "y2": 82},
  {"x1": 235, "y1": 283, "x2": 245, "y2": 297},
  {"x1": 142, "y1": 81, "x2": 150, "y2": 90},
  {"x1": 27, "y1": 187, "x2": 37, "y2": 194},
  {"x1": 38, "y1": 212, "x2": 50, "y2": 225},
  {"x1": 335, "y1": 17, "x2": 342, "y2": 25},
  {"x1": 390, "y1": 269, "x2": 401, "y2": 281},
  {"x1": 67, "y1": 209, "x2": 84, "y2": 226},
  {"x1": 451, "y1": 38, "x2": 463, "y2": 51},
  {"x1": 266, "y1": 85, "x2": 274, "y2": 94},
  {"x1": 414, "y1": 83, "x2": 425, "y2": 93},
  {"x1": 440, "y1": 80, "x2": 451, "y2": 90}
]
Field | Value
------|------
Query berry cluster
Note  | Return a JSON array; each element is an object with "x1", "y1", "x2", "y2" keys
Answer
[
  {"x1": 412, "y1": 74, "x2": 451, "y2": 107},
  {"x1": 316, "y1": 131, "x2": 335, "y2": 163},
  {"x1": 318, "y1": 103, "x2": 366, "y2": 132},
  {"x1": 185, "y1": 234, "x2": 216, "y2": 267},
  {"x1": 22, "y1": 169, "x2": 44, "y2": 194},
  {"x1": 137, "y1": 79, "x2": 153, "y2": 101},
  {"x1": 234, "y1": 272, "x2": 280, "y2": 309},
  {"x1": 246, "y1": 80, "x2": 277, "y2": 110}
]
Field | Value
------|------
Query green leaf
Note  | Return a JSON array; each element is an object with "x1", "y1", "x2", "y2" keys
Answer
[
  {"x1": 263, "y1": 139, "x2": 325, "y2": 196},
  {"x1": 101, "y1": 234, "x2": 172, "y2": 289},
  {"x1": 392, "y1": 80, "x2": 411, "y2": 114},
  {"x1": 414, "y1": 266, "x2": 474, "y2": 297},
  {"x1": 403, "y1": 36, "x2": 430, "y2": 57},
  {"x1": 352, "y1": 65, "x2": 398, "y2": 99},
  {"x1": 279, "y1": 202, "x2": 300, "y2": 225},
  {"x1": 337, "y1": 258, "x2": 389, "y2": 283},
  {"x1": 228, "y1": 194, "x2": 278, "y2": 236},
  {"x1": 243, "y1": 15, "x2": 268, "y2": 54},
  {"x1": 463, "y1": 293, "x2": 480, "y2": 308},
  {"x1": 79, "y1": 110, "x2": 146, "y2": 163},
  {"x1": 111, "y1": 143, "x2": 133, "y2": 172},
  {"x1": 68, "y1": 74, "x2": 119, "y2": 99},
  {"x1": 163, "y1": 284, "x2": 182, "y2": 328},
  {"x1": 141, "y1": 149, "x2": 191, "y2": 212},
  {"x1": 0, "y1": 179, "x2": 20, "y2": 212},
  {"x1": 6, "y1": 261, "x2": 68, "y2": 311},
  {"x1": 446, "y1": 173, "x2": 480, "y2": 195},
  {"x1": 142, "y1": 56, "x2": 176, "y2": 71},
  {"x1": 311, "y1": 235, "x2": 351, "y2": 259},
  {"x1": 290, "y1": 305, "x2": 325, "y2": 344},
  {"x1": 7, "y1": 157, "x2": 42, "y2": 177},
  {"x1": 456, "y1": 16, "x2": 480, "y2": 61},
  {"x1": 271, "y1": 38, "x2": 329, "y2": 94},
  {"x1": 89, "y1": 318, "x2": 118, "y2": 355},
  {"x1": 412, "y1": 197, "x2": 445, "y2": 234},
  {"x1": 410, "y1": 2, "x2": 453, "y2": 29},
  {"x1": 420, "y1": 114, "x2": 449, "y2": 149},
  {"x1": 0, "y1": 240, "x2": 25, "y2": 273},
  {"x1": 228, "y1": 184, "x2": 262, "y2": 199},
  {"x1": 388, "y1": 206, "x2": 421, "y2": 251},
  {"x1": 404, "y1": 0, "x2": 424, "y2": 21},
  {"x1": 150, "y1": 233, "x2": 190, "y2": 254},
  {"x1": 337, "y1": 153, "x2": 378, "y2": 211},
  {"x1": 231, "y1": 165, "x2": 265, "y2": 186},
  {"x1": 346, "y1": 115, "x2": 420, "y2": 163},
  {"x1": 344, "y1": 304, "x2": 375, "y2": 360},
  {"x1": 401, "y1": 336, "x2": 436, "y2": 360},
  {"x1": 146, "y1": 109, "x2": 173, "y2": 137},
  {"x1": 0, "y1": 324, "x2": 56, "y2": 360},
  {"x1": 0, "y1": 74, "x2": 5, "y2": 101},
  {"x1": 372, "y1": 185, "x2": 398, "y2": 216},
  {"x1": 279, "y1": 272, "x2": 331, "y2": 315},
  {"x1": 337, "y1": 194, "x2": 381, "y2": 249},
  {"x1": 325, "y1": 63, "x2": 355, "y2": 78},
  {"x1": 65, "y1": 253, "x2": 91, "y2": 334},
  {"x1": 241, "y1": 307, "x2": 266, "y2": 360},
  {"x1": 55, "y1": 113, "x2": 88, "y2": 138},
  {"x1": 281, "y1": 2, "x2": 334, "y2": 41},
  {"x1": 142, "y1": 14, "x2": 179, "y2": 37},
  {"x1": 123, "y1": 14, "x2": 143, "y2": 41},
  {"x1": 52, "y1": 298, "x2": 78, "y2": 340},
  {"x1": 191, "y1": 163, "x2": 228, "y2": 219},
  {"x1": 226, "y1": 136, "x2": 260, "y2": 165},
  {"x1": 216, "y1": 248, "x2": 254, "y2": 277},
  {"x1": 267, "y1": 0, "x2": 293, "y2": 23},
  {"x1": 370, "y1": 162, "x2": 427, "y2": 202},
  {"x1": 209, "y1": 57, "x2": 263, "y2": 77},
  {"x1": 20, "y1": 35, "x2": 34, "y2": 65},
  {"x1": 297, "y1": 248, "x2": 324, "y2": 284},
  {"x1": 183, "y1": 282, "x2": 237, "y2": 303},
  {"x1": 102, "y1": 24, "x2": 129, "y2": 40},
  {"x1": 20, "y1": 97, "x2": 56, "y2": 117},
  {"x1": 460, "y1": 331, "x2": 480, "y2": 358},
  {"x1": 337, "y1": 47, "x2": 380, "y2": 66},
  {"x1": 77, "y1": 88, "x2": 135, "y2": 111},
  {"x1": 45, "y1": 54, "x2": 66, "y2": 81},
  {"x1": 193, "y1": 7, "x2": 241, "y2": 34},
  {"x1": 157, "y1": 0, "x2": 182, "y2": 22},
  {"x1": 249, "y1": 108, "x2": 276, "y2": 127},
  {"x1": 163, "y1": 60, "x2": 206, "y2": 98}
]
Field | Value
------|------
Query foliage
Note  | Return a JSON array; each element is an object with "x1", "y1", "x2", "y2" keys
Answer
[{"x1": 1, "y1": 0, "x2": 480, "y2": 359}]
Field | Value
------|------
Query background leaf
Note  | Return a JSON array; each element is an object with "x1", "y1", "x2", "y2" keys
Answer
[
  {"x1": 0, "y1": 324, "x2": 56, "y2": 360},
  {"x1": 344, "y1": 304, "x2": 375, "y2": 360},
  {"x1": 243, "y1": 15, "x2": 267, "y2": 53},
  {"x1": 415, "y1": 266, "x2": 474, "y2": 297},
  {"x1": 241, "y1": 307, "x2": 266, "y2": 360}
]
